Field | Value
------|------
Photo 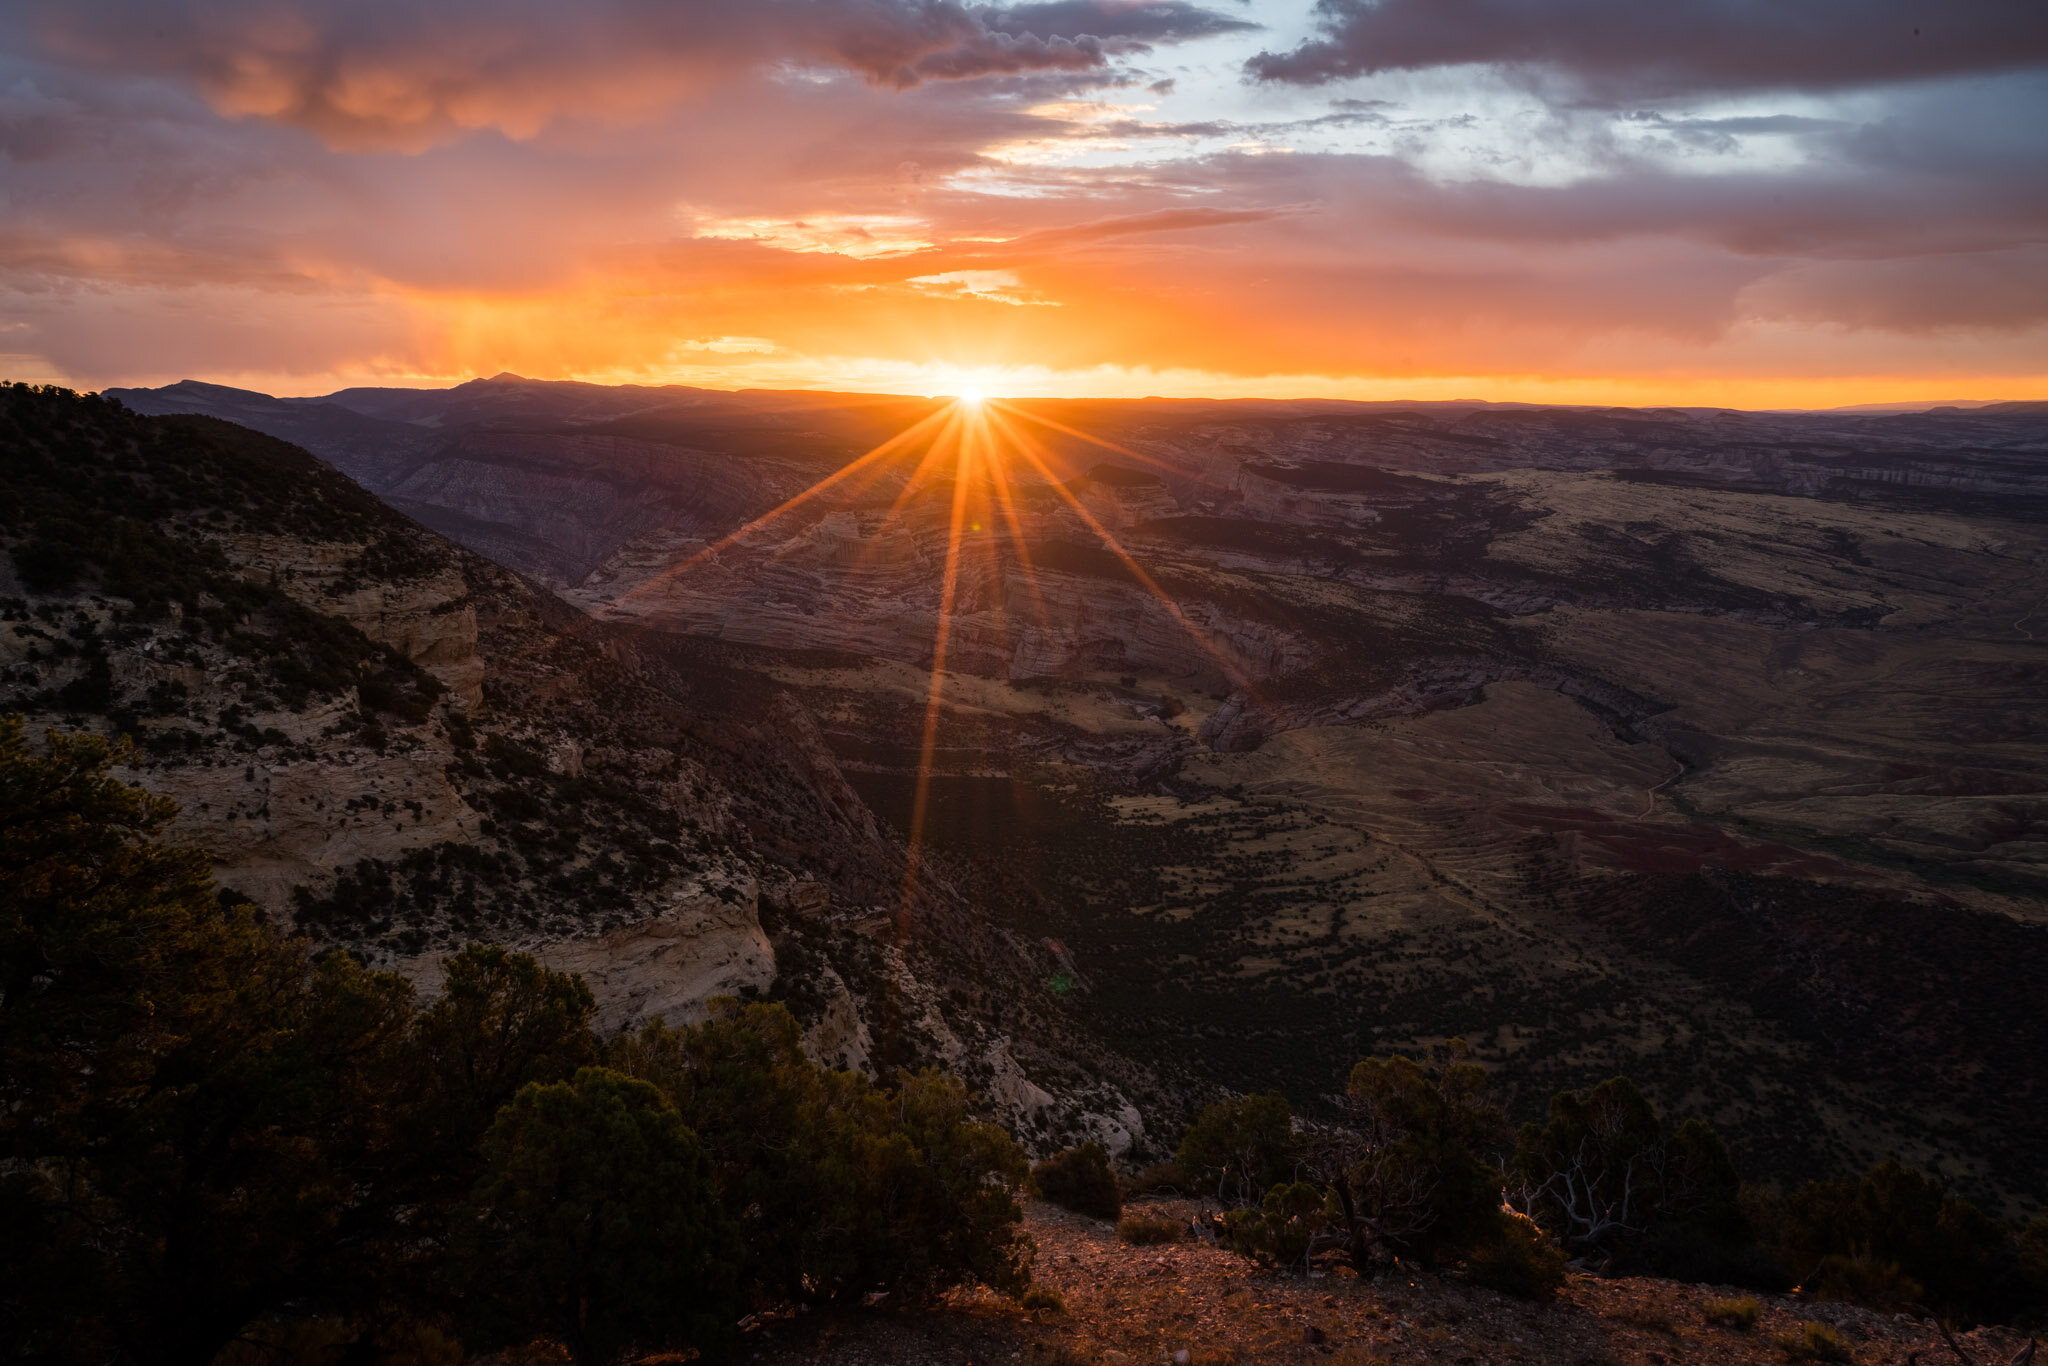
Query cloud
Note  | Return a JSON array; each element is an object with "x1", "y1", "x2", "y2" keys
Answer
[
  {"x1": 1163, "y1": 72, "x2": 2048, "y2": 264},
  {"x1": 690, "y1": 213, "x2": 939, "y2": 258},
  {"x1": 1246, "y1": 0, "x2": 2048, "y2": 99},
  {"x1": 1635, "y1": 114, "x2": 1848, "y2": 138},
  {"x1": 1008, "y1": 205, "x2": 1297, "y2": 247},
  {"x1": 1617, "y1": 111, "x2": 1848, "y2": 155},
  {"x1": 907, "y1": 267, "x2": 1058, "y2": 303},
  {"x1": 3, "y1": 3, "x2": 2046, "y2": 403},
  {"x1": 675, "y1": 335, "x2": 782, "y2": 353},
  {"x1": 20, "y1": 0, "x2": 1245, "y2": 150},
  {"x1": 1741, "y1": 245, "x2": 2048, "y2": 333},
  {"x1": 979, "y1": 1, "x2": 1257, "y2": 44}
]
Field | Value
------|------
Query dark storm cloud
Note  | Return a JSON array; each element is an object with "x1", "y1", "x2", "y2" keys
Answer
[
  {"x1": 1166, "y1": 78, "x2": 2048, "y2": 265},
  {"x1": 979, "y1": 1, "x2": 1258, "y2": 44},
  {"x1": 16, "y1": 0, "x2": 1244, "y2": 149},
  {"x1": 1618, "y1": 112, "x2": 1849, "y2": 154},
  {"x1": 1643, "y1": 115, "x2": 1849, "y2": 137},
  {"x1": 1378, "y1": 163, "x2": 2042, "y2": 259},
  {"x1": 1245, "y1": 0, "x2": 2048, "y2": 98}
]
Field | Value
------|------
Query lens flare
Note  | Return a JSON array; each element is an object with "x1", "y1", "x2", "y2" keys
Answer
[{"x1": 597, "y1": 389, "x2": 1262, "y2": 953}]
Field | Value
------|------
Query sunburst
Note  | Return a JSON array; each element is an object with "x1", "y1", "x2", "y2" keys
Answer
[{"x1": 606, "y1": 388, "x2": 1263, "y2": 935}]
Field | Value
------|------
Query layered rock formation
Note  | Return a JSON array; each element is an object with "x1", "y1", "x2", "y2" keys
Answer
[
  {"x1": 0, "y1": 386, "x2": 1151, "y2": 1151},
  {"x1": 98, "y1": 376, "x2": 2048, "y2": 1211}
]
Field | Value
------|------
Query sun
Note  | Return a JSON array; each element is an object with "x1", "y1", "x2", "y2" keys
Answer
[{"x1": 607, "y1": 384, "x2": 1255, "y2": 936}]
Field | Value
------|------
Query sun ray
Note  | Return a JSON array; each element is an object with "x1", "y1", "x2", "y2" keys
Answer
[
  {"x1": 609, "y1": 404, "x2": 957, "y2": 606},
  {"x1": 874, "y1": 404, "x2": 971, "y2": 530},
  {"x1": 837, "y1": 404, "x2": 975, "y2": 583},
  {"x1": 806, "y1": 404, "x2": 964, "y2": 532},
  {"x1": 976, "y1": 407, "x2": 1053, "y2": 633},
  {"x1": 991, "y1": 400, "x2": 1232, "y2": 492},
  {"x1": 588, "y1": 387, "x2": 1265, "y2": 942},
  {"x1": 896, "y1": 408, "x2": 979, "y2": 933},
  {"x1": 986, "y1": 406, "x2": 1264, "y2": 701}
]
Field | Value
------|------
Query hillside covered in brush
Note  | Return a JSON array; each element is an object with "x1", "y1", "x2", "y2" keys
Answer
[{"x1": 0, "y1": 382, "x2": 1149, "y2": 1151}]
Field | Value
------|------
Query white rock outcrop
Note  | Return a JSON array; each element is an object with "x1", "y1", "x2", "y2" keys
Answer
[{"x1": 398, "y1": 877, "x2": 777, "y2": 1033}]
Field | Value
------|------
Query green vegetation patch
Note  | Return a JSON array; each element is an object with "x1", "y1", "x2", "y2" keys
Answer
[{"x1": 0, "y1": 385, "x2": 444, "y2": 719}]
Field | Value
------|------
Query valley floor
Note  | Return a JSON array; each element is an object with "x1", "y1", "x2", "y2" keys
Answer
[{"x1": 737, "y1": 1200, "x2": 2037, "y2": 1366}]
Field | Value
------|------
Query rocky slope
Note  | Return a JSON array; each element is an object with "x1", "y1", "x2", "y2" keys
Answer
[
  {"x1": 0, "y1": 384, "x2": 1149, "y2": 1152},
  {"x1": 104, "y1": 375, "x2": 2048, "y2": 1216},
  {"x1": 111, "y1": 377, "x2": 932, "y2": 585}
]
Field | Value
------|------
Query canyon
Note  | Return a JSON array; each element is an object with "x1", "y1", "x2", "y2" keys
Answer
[{"x1": 76, "y1": 376, "x2": 2048, "y2": 1213}]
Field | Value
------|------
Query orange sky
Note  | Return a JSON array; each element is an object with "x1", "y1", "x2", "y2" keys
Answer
[{"x1": 3, "y1": 0, "x2": 2045, "y2": 407}]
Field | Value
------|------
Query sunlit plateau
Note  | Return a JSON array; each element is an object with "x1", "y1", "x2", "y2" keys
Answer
[{"x1": 4, "y1": 2, "x2": 2047, "y2": 1363}]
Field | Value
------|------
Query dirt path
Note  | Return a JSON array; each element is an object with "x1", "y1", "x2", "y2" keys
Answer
[
  {"x1": 2015, "y1": 592, "x2": 2044, "y2": 640},
  {"x1": 737, "y1": 1200, "x2": 2039, "y2": 1366},
  {"x1": 1635, "y1": 764, "x2": 1684, "y2": 820}
]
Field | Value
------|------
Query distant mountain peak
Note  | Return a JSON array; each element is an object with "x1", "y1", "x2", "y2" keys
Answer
[
  {"x1": 159, "y1": 378, "x2": 275, "y2": 399},
  {"x1": 106, "y1": 378, "x2": 291, "y2": 410}
]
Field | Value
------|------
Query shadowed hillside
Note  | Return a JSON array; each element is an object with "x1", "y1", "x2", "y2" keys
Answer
[
  {"x1": 0, "y1": 383, "x2": 1153, "y2": 1154},
  {"x1": 104, "y1": 376, "x2": 2048, "y2": 1217}
]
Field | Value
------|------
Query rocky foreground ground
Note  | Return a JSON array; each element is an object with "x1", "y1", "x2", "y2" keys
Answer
[{"x1": 738, "y1": 1200, "x2": 2040, "y2": 1366}]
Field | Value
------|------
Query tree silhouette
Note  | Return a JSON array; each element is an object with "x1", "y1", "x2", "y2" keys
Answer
[{"x1": 458, "y1": 1067, "x2": 739, "y2": 1366}]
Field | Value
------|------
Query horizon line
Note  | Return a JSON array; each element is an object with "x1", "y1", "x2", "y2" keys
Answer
[{"x1": 75, "y1": 373, "x2": 2047, "y2": 417}]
